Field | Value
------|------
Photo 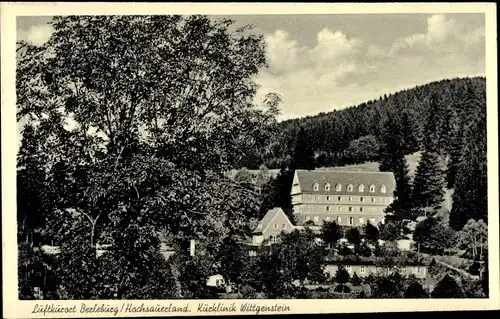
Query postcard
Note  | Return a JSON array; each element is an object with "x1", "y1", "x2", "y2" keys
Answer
[{"x1": 2, "y1": 2, "x2": 498, "y2": 318}]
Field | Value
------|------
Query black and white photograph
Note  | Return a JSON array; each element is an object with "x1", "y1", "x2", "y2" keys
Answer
[{"x1": 2, "y1": 2, "x2": 499, "y2": 318}]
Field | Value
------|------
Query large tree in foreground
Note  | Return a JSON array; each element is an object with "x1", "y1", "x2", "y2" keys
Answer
[{"x1": 17, "y1": 15, "x2": 280, "y2": 299}]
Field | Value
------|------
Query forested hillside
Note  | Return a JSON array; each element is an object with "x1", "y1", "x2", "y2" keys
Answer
[
  {"x1": 237, "y1": 76, "x2": 487, "y2": 231},
  {"x1": 240, "y1": 76, "x2": 485, "y2": 170}
]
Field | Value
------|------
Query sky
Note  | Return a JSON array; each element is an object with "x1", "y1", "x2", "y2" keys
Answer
[{"x1": 17, "y1": 13, "x2": 486, "y2": 120}]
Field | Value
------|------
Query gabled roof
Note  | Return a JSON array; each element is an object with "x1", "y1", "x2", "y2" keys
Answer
[
  {"x1": 295, "y1": 170, "x2": 395, "y2": 196},
  {"x1": 253, "y1": 207, "x2": 292, "y2": 234}
]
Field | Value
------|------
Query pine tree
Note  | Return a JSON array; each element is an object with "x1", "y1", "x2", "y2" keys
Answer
[
  {"x1": 449, "y1": 84, "x2": 487, "y2": 230},
  {"x1": 379, "y1": 113, "x2": 413, "y2": 221},
  {"x1": 292, "y1": 126, "x2": 315, "y2": 170},
  {"x1": 401, "y1": 111, "x2": 419, "y2": 154},
  {"x1": 259, "y1": 167, "x2": 295, "y2": 223},
  {"x1": 412, "y1": 102, "x2": 446, "y2": 213}
]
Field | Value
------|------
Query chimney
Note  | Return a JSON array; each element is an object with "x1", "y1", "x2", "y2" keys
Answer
[{"x1": 189, "y1": 239, "x2": 196, "y2": 257}]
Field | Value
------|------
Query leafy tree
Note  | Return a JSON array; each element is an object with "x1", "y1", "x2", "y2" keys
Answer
[
  {"x1": 346, "y1": 227, "x2": 362, "y2": 246},
  {"x1": 363, "y1": 222, "x2": 379, "y2": 244},
  {"x1": 234, "y1": 168, "x2": 255, "y2": 185},
  {"x1": 216, "y1": 236, "x2": 245, "y2": 290},
  {"x1": 320, "y1": 221, "x2": 344, "y2": 249},
  {"x1": 413, "y1": 217, "x2": 456, "y2": 254},
  {"x1": 378, "y1": 221, "x2": 400, "y2": 241},
  {"x1": 431, "y1": 275, "x2": 465, "y2": 298},
  {"x1": 457, "y1": 219, "x2": 487, "y2": 260},
  {"x1": 260, "y1": 229, "x2": 326, "y2": 297},
  {"x1": 291, "y1": 126, "x2": 315, "y2": 170},
  {"x1": 337, "y1": 242, "x2": 353, "y2": 256},
  {"x1": 354, "y1": 241, "x2": 373, "y2": 257},
  {"x1": 17, "y1": 15, "x2": 278, "y2": 299},
  {"x1": 335, "y1": 265, "x2": 351, "y2": 293},
  {"x1": 372, "y1": 273, "x2": 404, "y2": 298},
  {"x1": 351, "y1": 272, "x2": 362, "y2": 286},
  {"x1": 404, "y1": 281, "x2": 429, "y2": 298}
]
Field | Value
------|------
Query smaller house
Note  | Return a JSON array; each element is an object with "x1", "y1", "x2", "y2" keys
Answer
[{"x1": 251, "y1": 208, "x2": 295, "y2": 246}]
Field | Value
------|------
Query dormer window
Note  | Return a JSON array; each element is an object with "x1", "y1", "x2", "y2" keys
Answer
[
  {"x1": 381, "y1": 185, "x2": 387, "y2": 194},
  {"x1": 313, "y1": 183, "x2": 319, "y2": 191},
  {"x1": 369, "y1": 184, "x2": 376, "y2": 193},
  {"x1": 335, "y1": 184, "x2": 342, "y2": 192},
  {"x1": 347, "y1": 184, "x2": 353, "y2": 192},
  {"x1": 325, "y1": 183, "x2": 331, "y2": 191},
  {"x1": 359, "y1": 184, "x2": 364, "y2": 192}
]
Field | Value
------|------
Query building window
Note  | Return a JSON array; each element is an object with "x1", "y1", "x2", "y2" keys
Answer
[
  {"x1": 360, "y1": 266, "x2": 366, "y2": 273},
  {"x1": 313, "y1": 183, "x2": 319, "y2": 191},
  {"x1": 349, "y1": 196, "x2": 353, "y2": 201},
  {"x1": 337, "y1": 216, "x2": 342, "y2": 223},
  {"x1": 370, "y1": 185, "x2": 375, "y2": 193},
  {"x1": 360, "y1": 197, "x2": 364, "y2": 202},
  {"x1": 336, "y1": 184, "x2": 342, "y2": 192},
  {"x1": 381, "y1": 185, "x2": 387, "y2": 194},
  {"x1": 347, "y1": 184, "x2": 353, "y2": 192},
  {"x1": 348, "y1": 207, "x2": 353, "y2": 212},
  {"x1": 327, "y1": 196, "x2": 331, "y2": 201},
  {"x1": 402, "y1": 268, "x2": 407, "y2": 274},
  {"x1": 273, "y1": 224, "x2": 278, "y2": 229},
  {"x1": 282, "y1": 224, "x2": 286, "y2": 229},
  {"x1": 325, "y1": 183, "x2": 331, "y2": 191},
  {"x1": 346, "y1": 265, "x2": 352, "y2": 272},
  {"x1": 326, "y1": 216, "x2": 331, "y2": 221},
  {"x1": 349, "y1": 217, "x2": 354, "y2": 225},
  {"x1": 360, "y1": 207, "x2": 364, "y2": 212},
  {"x1": 417, "y1": 267, "x2": 421, "y2": 273},
  {"x1": 338, "y1": 196, "x2": 343, "y2": 201},
  {"x1": 305, "y1": 216, "x2": 310, "y2": 222},
  {"x1": 371, "y1": 197, "x2": 375, "y2": 202},
  {"x1": 326, "y1": 206, "x2": 330, "y2": 211},
  {"x1": 359, "y1": 217, "x2": 364, "y2": 224},
  {"x1": 359, "y1": 184, "x2": 364, "y2": 192},
  {"x1": 338, "y1": 207, "x2": 342, "y2": 212}
]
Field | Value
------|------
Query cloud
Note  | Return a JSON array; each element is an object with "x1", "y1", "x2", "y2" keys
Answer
[
  {"x1": 17, "y1": 24, "x2": 54, "y2": 46},
  {"x1": 390, "y1": 14, "x2": 485, "y2": 56},
  {"x1": 257, "y1": 14, "x2": 485, "y2": 120}
]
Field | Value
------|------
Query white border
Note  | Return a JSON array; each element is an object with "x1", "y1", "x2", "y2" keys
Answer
[{"x1": 2, "y1": 2, "x2": 498, "y2": 318}]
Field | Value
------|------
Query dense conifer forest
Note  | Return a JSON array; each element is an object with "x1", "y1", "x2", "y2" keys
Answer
[{"x1": 240, "y1": 77, "x2": 485, "y2": 172}]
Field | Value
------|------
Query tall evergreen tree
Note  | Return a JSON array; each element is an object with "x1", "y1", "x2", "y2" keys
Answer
[
  {"x1": 449, "y1": 84, "x2": 487, "y2": 230},
  {"x1": 379, "y1": 115, "x2": 413, "y2": 221},
  {"x1": 292, "y1": 126, "x2": 315, "y2": 170},
  {"x1": 411, "y1": 97, "x2": 446, "y2": 212},
  {"x1": 401, "y1": 111, "x2": 419, "y2": 154},
  {"x1": 259, "y1": 167, "x2": 295, "y2": 222}
]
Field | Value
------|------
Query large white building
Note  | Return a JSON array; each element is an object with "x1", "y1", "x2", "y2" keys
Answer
[{"x1": 290, "y1": 170, "x2": 396, "y2": 227}]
